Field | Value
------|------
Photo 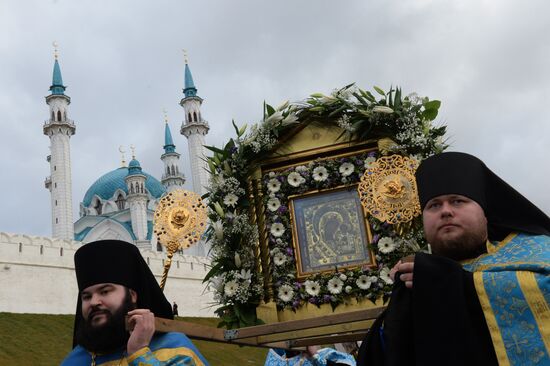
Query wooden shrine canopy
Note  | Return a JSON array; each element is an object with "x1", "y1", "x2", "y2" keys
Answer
[{"x1": 154, "y1": 306, "x2": 385, "y2": 350}]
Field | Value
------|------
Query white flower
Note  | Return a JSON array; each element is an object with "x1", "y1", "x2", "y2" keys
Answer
[
  {"x1": 345, "y1": 285, "x2": 353, "y2": 294},
  {"x1": 267, "y1": 197, "x2": 281, "y2": 212},
  {"x1": 312, "y1": 166, "x2": 328, "y2": 182},
  {"x1": 281, "y1": 113, "x2": 299, "y2": 126},
  {"x1": 378, "y1": 237, "x2": 397, "y2": 254},
  {"x1": 339, "y1": 273, "x2": 347, "y2": 281},
  {"x1": 270, "y1": 223, "x2": 285, "y2": 237},
  {"x1": 295, "y1": 165, "x2": 308, "y2": 172},
  {"x1": 237, "y1": 269, "x2": 252, "y2": 280},
  {"x1": 287, "y1": 172, "x2": 305, "y2": 187},
  {"x1": 364, "y1": 156, "x2": 376, "y2": 169},
  {"x1": 212, "y1": 220, "x2": 224, "y2": 241},
  {"x1": 224, "y1": 280, "x2": 239, "y2": 297},
  {"x1": 267, "y1": 178, "x2": 281, "y2": 193},
  {"x1": 380, "y1": 267, "x2": 394, "y2": 285},
  {"x1": 210, "y1": 277, "x2": 224, "y2": 293},
  {"x1": 234, "y1": 253, "x2": 242, "y2": 268},
  {"x1": 327, "y1": 277, "x2": 344, "y2": 294},
  {"x1": 304, "y1": 280, "x2": 321, "y2": 296},
  {"x1": 278, "y1": 284, "x2": 294, "y2": 302},
  {"x1": 223, "y1": 193, "x2": 238, "y2": 207},
  {"x1": 356, "y1": 275, "x2": 372, "y2": 290},
  {"x1": 372, "y1": 106, "x2": 394, "y2": 114},
  {"x1": 273, "y1": 252, "x2": 287, "y2": 266},
  {"x1": 339, "y1": 162, "x2": 355, "y2": 177},
  {"x1": 369, "y1": 276, "x2": 378, "y2": 284},
  {"x1": 265, "y1": 111, "x2": 284, "y2": 125}
]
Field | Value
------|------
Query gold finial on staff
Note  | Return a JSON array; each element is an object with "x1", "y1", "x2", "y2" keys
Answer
[
  {"x1": 182, "y1": 49, "x2": 188, "y2": 64},
  {"x1": 130, "y1": 144, "x2": 136, "y2": 159},
  {"x1": 52, "y1": 41, "x2": 59, "y2": 60},
  {"x1": 163, "y1": 108, "x2": 169, "y2": 124},
  {"x1": 119, "y1": 146, "x2": 127, "y2": 167},
  {"x1": 154, "y1": 189, "x2": 207, "y2": 290}
]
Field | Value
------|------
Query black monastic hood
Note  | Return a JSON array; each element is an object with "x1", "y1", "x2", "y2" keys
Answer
[{"x1": 415, "y1": 152, "x2": 550, "y2": 241}]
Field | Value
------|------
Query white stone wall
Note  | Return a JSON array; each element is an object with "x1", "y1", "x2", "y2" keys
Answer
[
  {"x1": 186, "y1": 132, "x2": 209, "y2": 196},
  {"x1": 0, "y1": 232, "x2": 214, "y2": 316}
]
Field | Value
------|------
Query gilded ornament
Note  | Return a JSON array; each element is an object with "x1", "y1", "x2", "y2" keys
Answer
[
  {"x1": 153, "y1": 189, "x2": 207, "y2": 289},
  {"x1": 358, "y1": 155, "x2": 421, "y2": 224}
]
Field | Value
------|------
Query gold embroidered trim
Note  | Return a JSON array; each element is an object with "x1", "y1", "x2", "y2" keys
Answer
[
  {"x1": 516, "y1": 271, "x2": 550, "y2": 355},
  {"x1": 473, "y1": 271, "x2": 510, "y2": 366}
]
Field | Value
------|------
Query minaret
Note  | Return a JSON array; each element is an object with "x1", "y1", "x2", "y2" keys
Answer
[
  {"x1": 179, "y1": 52, "x2": 210, "y2": 196},
  {"x1": 43, "y1": 44, "x2": 75, "y2": 240},
  {"x1": 161, "y1": 111, "x2": 186, "y2": 192},
  {"x1": 124, "y1": 148, "x2": 149, "y2": 247}
]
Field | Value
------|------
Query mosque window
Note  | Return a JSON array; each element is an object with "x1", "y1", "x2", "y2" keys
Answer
[
  {"x1": 55, "y1": 183, "x2": 57, "y2": 188},
  {"x1": 116, "y1": 194, "x2": 125, "y2": 210},
  {"x1": 188, "y1": 113, "x2": 192, "y2": 123},
  {"x1": 64, "y1": 111, "x2": 67, "y2": 121},
  {"x1": 55, "y1": 200, "x2": 57, "y2": 206},
  {"x1": 56, "y1": 218, "x2": 58, "y2": 224},
  {"x1": 193, "y1": 112, "x2": 198, "y2": 122},
  {"x1": 19, "y1": 243, "x2": 22, "y2": 252},
  {"x1": 60, "y1": 247, "x2": 63, "y2": 256},
  {"x1": 57, "y1": 111, "x2": 62, "y2": 121},
  {"x1": 94, "y1": 199, "x2": 102, "y2": 215},
  {"x1": 40, "y1": 245, "x2": 43, "y2": 255},
  {"x1": 177, "y1": 261, "x2": 180, "y2": 268},
  {"x1": 157, "y1": 242, "x2": 162, "y2": 251},
  {"x1": 190, "y1": 262, "x2": 194, "y2": 270},
  {"x1": 51, "y1": 111, "x2": 55, "y2": 120},
  {"x1": 54, "y1": 166, "x2": 56, "y2": 171},
  {"x1": 171, "y1": 165, "x2": 175, "y2": 175}
]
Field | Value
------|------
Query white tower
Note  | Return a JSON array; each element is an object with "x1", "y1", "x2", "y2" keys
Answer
[
  {"x1": 161, "y1": 112, "x2": 186, "y2": 192},
  {"x1": 43, "y1": 48, "x2": 75, "y2": 240},
  {"x1": 124, "y1": 153, "x2": 149, "y2": 247},
  {"x1": 179, "y1": 58, "x2": 210, "y2": 196}
]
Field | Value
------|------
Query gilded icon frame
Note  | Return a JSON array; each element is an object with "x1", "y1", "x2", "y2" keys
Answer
[{"x1": 289, "y1": 185, "x2": 375, "y2": 278}]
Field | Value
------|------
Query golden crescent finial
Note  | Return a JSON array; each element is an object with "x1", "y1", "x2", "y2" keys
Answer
[
  {"x1": 130, "y1": 144, "x2": 136, "y2": 159},
  {"x1": 163, "y1": 108, "x2": 168, "y2": 123},
  {"x1": 182, "y1": 49, "x2": 188, "y2": 64},
  {"x1": 52, "y1": 41, "x2": 59, "y2": 60},
  {"x1": 119, "y1": 145, "x2": 126, "y2": 167}
]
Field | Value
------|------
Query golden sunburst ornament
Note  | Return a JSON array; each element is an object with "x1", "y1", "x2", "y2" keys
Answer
[
  {"x1": 358, "y1": 155, "x2": 421, "y2": 224},
  {"x1": 154, "y1": 189, "x2": 207, "y2": 289}
]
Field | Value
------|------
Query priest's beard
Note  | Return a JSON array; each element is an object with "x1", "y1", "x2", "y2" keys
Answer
[
  {"x1": 76, "y1": 289, "x2": 137, "y2": 354},
  {"x1": 429, "y1": 228, "x2": 488, "y2": 261}
]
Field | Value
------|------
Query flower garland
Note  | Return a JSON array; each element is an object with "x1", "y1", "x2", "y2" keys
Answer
[{"x1": 204, "y1": 84, "x2": 447, "y2": 327}]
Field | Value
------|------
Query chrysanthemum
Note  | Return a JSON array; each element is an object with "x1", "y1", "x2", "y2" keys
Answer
[
  {"x1": 273, "y1": 252, "x2": 287, "y2": 266},
  {"x1": 379, "y1": 267, "x2": 394, "y2": 285},
  {"x1": 339, "y1": 162, "x2": 355, "y2": 177},
  {"x1": 364, "y1": 156, "x2": 376, "y2": 169},
  {"x1": 270, "y1": 223, "x2": 285, "y2": 237},
  {"x1": 304, "y1": 280, "x2": 321, "y2": 296},
  {"x1": 356, "y1": 275, "x2": 372, "y2": 290},
  {"x1": 278, "y1": 284, "x2": 294, "y2": 302},
  {"x1": 312, "y1": 166, "x2": 328, "y2": 182},
  {"x1": 378, "y1": 237, "x2": 397, "y2": 254},
  {"x1": 223, "y1": 193, "x2": 238, "y2": 207},
  {"x1": 327, "y1": 277, "x2": 344, "y2": 294},
  {"x1": 287, "y1": 172, "x2": 305, "y2": 187},
  {"x1": 224, "y1": 280, "x2": 239, "y2": 297},
  {"x1": 267, "y1": 197, "x2": 281, "y2": 212},
  {"x1": 267, "y1": 178, "x2": 281, "y2": 193}
]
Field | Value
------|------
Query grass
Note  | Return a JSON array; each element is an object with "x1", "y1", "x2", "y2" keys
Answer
[{"x1": 0, "y1": 313, "x2": 267, "y2": 365}]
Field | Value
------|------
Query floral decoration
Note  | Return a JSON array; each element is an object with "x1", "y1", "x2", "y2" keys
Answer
[{"x1": 203, "y1": 84, "x2": 447, "y2": 328}]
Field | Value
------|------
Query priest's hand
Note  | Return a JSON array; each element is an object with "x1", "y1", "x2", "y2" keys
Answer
[
  {"x1": 390, "y1": 255, "x2": 415, "y2": 289},
  {"x1": 126, "y1": 309, "x2": 155, "y2": 355}
]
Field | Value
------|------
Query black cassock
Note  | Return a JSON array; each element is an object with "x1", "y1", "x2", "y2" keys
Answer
[{"x1": 357, "y1": 253, "x2": 498, "y2": 366}]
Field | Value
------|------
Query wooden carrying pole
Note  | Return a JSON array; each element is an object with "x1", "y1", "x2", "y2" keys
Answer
[{"x1": 154, "y1": 306, "x2": 384, "y2": 350}]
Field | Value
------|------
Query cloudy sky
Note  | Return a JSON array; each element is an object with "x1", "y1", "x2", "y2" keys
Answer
[{"x1": 1, "y1": 0, "x2": 548, "y2": 237}]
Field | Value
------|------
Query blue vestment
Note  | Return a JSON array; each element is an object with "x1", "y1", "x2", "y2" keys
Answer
[{"x1": 61, "y1": 331, "x2": 209, "y2": 365}]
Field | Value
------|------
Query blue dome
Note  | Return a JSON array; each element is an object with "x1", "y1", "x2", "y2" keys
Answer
[
  {"x1": 128, "y1": 159, "x2": 141, "y2": 168},
  {"x1": 82, "y1": 167, "x2": 166, "y2": 206}
]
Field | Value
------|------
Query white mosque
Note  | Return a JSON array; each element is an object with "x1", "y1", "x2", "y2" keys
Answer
[{"x1": 0, "y1": 53, "x2": 214, "y2": 316}]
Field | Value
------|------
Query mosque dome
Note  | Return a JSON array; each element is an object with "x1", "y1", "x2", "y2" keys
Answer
[{"x1": 82, "y1": 167, "x2": 166, "y2": 207}]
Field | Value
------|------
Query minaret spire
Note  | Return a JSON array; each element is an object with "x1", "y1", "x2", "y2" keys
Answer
[
  {"x1": 43, "y1": 43, "x2": 75, "y2": 240},
  {"x1": 125, "y1": 150, "x2": 149, "y2": 247},
  {"x1": 161, "y1": 109, "x2": 185, "y2": 192},
  {"x1": 179, "y1": 51, "x2": 210, "y2": 196}
]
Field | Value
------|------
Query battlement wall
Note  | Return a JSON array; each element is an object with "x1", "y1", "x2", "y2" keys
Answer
[{"x1": 0, "y1": 232, "x2": 214, "y2": 316}]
